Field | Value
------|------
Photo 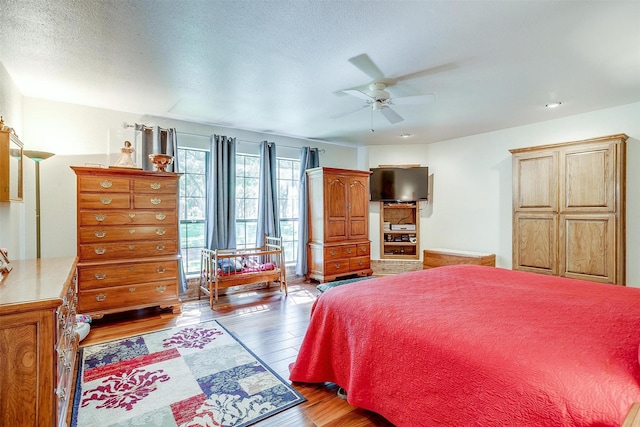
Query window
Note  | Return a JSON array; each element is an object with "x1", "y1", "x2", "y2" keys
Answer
[
  {"x1": 176, "y1": 148, "x2": 207, "y2": 274},
  {"x1": 277, "y1": 158, "x2": 300, "y2": 265},
  {"x1": 177, "y1": 148, "x2": 300, "y2": 274},
  {"x1": 235, "y1": 154, "x2": 300, "y2": 264}
]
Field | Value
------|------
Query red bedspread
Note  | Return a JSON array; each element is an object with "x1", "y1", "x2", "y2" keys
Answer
[{"x1": 289, "y1": 265, "x2": 640, "y2": 426}]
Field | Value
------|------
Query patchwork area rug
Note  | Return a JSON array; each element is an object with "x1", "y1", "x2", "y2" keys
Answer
[{"x1": 71, "y1": 320, "x2": 305, "y2": 427}]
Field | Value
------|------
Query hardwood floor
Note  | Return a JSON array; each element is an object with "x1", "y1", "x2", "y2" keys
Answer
[{"x1": 74, "y1": 278, "x2": 394, "y2": 426}]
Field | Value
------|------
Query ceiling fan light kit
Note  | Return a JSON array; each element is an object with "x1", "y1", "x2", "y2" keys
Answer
[{"x1": 333, "y1": 54, "x2": 436, "y2": 125}]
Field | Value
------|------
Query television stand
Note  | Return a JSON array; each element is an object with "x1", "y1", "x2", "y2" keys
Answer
[{"x1": 380, "y1": 202, "x2": 419, "y2": 260}]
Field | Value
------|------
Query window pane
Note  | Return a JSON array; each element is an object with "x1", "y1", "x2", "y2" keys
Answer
[
  {"x1": 245, "y1": 178, "x2": 260, "y2": 199},
  {"x1": 245, "y1": 198, "x2": 258, "y2": 219},
  {"x1": 246, "y1": 221, "x2": 257, "y2": 247},
  {"x1": 245, "y1": 156, "x2": 260, "y2": 176}
]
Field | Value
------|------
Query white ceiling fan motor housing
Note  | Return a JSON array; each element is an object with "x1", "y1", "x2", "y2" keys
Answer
[{"x1": 369, "y1": 82, "x2": 390, "y2": 101}]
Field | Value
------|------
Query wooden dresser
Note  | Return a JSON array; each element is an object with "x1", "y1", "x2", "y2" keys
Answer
[
  {"x1": 306, "y1": 167, "x2": 373, "y2": 282},
  {"x1": 71, "y1": 167, "x2": 182, "y2": 318},
  {"x1": 423, "y1": 249, "x2": 496, "y2": 269},
  {"x1": 0, "y1": 257, "x2": 78, "y2": 427}
]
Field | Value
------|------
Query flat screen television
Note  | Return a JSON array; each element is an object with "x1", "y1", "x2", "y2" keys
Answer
[{"x1": 369, "y1": 167, "x2": 429, "y2": 202}]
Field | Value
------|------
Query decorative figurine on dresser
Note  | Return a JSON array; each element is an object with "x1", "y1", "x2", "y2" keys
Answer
[{"x1": 71, "y1": 166, "x2": 182, "y2": 318}]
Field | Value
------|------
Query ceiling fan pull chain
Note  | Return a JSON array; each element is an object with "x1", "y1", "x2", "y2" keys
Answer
[{"x1": 370, "y1": 107, "x2": 374, "y2": 133}]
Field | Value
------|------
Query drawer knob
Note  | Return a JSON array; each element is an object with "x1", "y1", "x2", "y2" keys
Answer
[
  {"x1": 129, "y1": 213, "x2": 136, "y2": 219},
  {"x1": 95, "y1": 293, "x2": 107, "y2": 302},
  {"x1": 155, "y1": 213, "x2": 166, "y2": 220},
  {"x1": 334, "y1": 263, "x2": 341, "y2": 268},
  {"x1": 360, "y1": 247, "x2": 366, "y2": 252},
  {"x1": 94, "y1": 272, "x2": 107, "y2": 280},
  {"x1": 151, "y1": 197, "x2": 161, "y2": 205},
  {"x1": 100, "y1": 180, "x2": 113, "y2": 188},
  {"x1": 129, "y1": 229, "x2": 136, "y2": 234},
  {"x1": 156, "y1": 229, "x2": 166, "y2": 236},
  {"x1": 94, "y1": 213, "x2": 106, "y2": 221},
  {"x1": 156, "y1": 244, "x2": 166, "y2": 251},
  {"x1": 94, "y1": 230, "x2": 106, "y2": 238},
  {"x1": 129, "y1": 287, "x2": 136, "y2": 292},
  {"x1": 156, "y1": 285, "x2": 167, "y2": 293},
  {"x1": 330, "y1": 250, "x2": 337, "y2": 256},
  {"x1": 100, "y1": 197, "x2": 112, "y2": 205},
  {"x1": 129, "y1": 267, "x2": 135, "y2": 272},
  {"x1": 156, "y1": 266, "x2": 166, "y2": 273},
  {"x1": 94, "y1": 247, "x2": 106, "y2": 255},
  {"x1": 358, "y1": 260, "x2": 363, "y2": 266},
  {"x1": 150, "y1": 182, "x2": 162, "y2": 190},
  {"x1": 128, "y1": 245, "x2": 135, "y2": 250},
  {"x1": 346, "y1": 248, "x2": 352, "y2": 253}
]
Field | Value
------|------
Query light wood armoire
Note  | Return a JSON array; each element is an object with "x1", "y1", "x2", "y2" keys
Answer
[
  {"x1": 306, "y1": 167, "x2": 373, "y2": 282},
  {"x1": 72, "y1": 167, "x2": 182, "y2": 317},
  {"x1": 510, "y1": 134, "x2": 627, "y2": 285}
]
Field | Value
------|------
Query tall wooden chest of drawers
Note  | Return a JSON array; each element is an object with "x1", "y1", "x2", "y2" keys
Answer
[
  {"x1": 0, "y1": 257, "x2": 78, "y2": 427},
  {"x1": 71, "y1": 167, "x2": 182, "y2": 318}
]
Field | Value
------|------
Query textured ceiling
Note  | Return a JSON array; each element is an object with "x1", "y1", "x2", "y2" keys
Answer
[{"x1": 1, "y1": 1, "x2": 639, "y2": 146}]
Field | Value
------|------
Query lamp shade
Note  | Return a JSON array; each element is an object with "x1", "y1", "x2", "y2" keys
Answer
[{"x1": 24, "y1": 150, "x2": 55, "y2": 162}]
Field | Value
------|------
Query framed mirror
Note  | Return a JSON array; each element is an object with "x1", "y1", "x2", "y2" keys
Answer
[{"x1": 0, "y1": 130, "x2": 23, "y2": 202}]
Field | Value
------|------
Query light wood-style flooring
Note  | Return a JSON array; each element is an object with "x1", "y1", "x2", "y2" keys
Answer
[{"x1": 75, "y1": 279, "x2": 394, "y2": 426}]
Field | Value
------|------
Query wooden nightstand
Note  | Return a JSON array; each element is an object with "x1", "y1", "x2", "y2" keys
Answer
[{"x1": 423, "y1": 249, "x2": 496, "y2": 269}]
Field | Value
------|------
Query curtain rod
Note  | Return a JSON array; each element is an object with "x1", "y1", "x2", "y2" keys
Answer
[{"x1": 122, "y1": 122, "x2": 324, "y2": 152}]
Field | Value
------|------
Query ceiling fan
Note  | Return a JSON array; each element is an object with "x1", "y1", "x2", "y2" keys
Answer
[{"x1": 331, "y1": 54, "x2": 436, "y2": 124}]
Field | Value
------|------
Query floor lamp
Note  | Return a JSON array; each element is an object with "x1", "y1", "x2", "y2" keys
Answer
[{"x1": 24, "y1": 150, "x2": 55, "y2": 258}]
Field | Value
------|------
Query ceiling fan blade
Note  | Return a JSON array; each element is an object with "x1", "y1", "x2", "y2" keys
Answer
[
  {"x1": 392, "y1": 93, "x2": 436, "y2": 105},
  {"x1": 330, "y1": 104, "x2": 369, "y2": 119},
  {"x1": 342, "y1": 89, "x2": 373, "y2": 101},
  {"x1": 394, "y1": 62, "x2": 458, "y2": 83},
  {"x1": 348, "y1": 54, "x2": 385, "y2": 80},
  {"x1": 380, "y1": 106, "x2": 404, "y2": 124}
]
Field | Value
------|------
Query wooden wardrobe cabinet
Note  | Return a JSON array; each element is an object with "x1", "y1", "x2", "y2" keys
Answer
[
  {"x1": 306, "y1": 167, "x2": 373, "y2": 282},
  {"x1": 0, "y1": 257, "x2": 78, "y2": 427},
  {"x1": 510, "y1": 134, "x2": 626, "y2": 285},
  {"x1": 71, "y1": 167, "x2": 182, "y2": 317}
]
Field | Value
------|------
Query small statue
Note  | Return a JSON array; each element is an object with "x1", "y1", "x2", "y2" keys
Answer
[{"x1": 114, "y1": 140, "x2": 137, "y2": 168}]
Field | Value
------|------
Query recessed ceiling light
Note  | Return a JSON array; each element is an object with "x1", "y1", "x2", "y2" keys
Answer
[
  {"x1": 545, "y1": 102, "x2": 562, "y2": 108},
  {"x1": 400, "y1": 133, "x2": 412, "y2": 138}
]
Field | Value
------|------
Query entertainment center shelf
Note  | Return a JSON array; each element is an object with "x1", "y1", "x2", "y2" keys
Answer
[{"x1": 381, "y1": 202, "x2": 419, "y2": 259}]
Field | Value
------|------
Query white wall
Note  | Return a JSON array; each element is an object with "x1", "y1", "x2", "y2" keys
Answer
[
  {"x1": 20, "y1": 97, "x2": 359, "y2": 260},
  {"x1": 360, "y1": 102, "x2": 640, "y2": 287},
  {"x1": 0, "y1": 62, "x2": 28, "y2": 259}
]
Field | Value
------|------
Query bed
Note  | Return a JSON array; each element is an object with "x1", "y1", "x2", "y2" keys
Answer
[
  {"x1": 289, "y1": 265, "x2": 640, "y2": 426},
  {"x1": 198, "y1": 235, "x2": 287, "y2": 307}
]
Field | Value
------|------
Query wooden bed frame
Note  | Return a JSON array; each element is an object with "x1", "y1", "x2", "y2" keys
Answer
[{"x1": 198, "y1": 235, "x2": 288, "y2": 307}]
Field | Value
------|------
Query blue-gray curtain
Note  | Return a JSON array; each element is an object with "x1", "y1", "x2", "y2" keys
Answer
[
  {"x1": 206, "y1": 134, "x2": 237, "y2": 250},
  {"x1": 256, "y1": 141, "x2": 280, "y2": 246},
  {"x1": 137, "y1": 124, "x2": 185, "y2": 291},
  {"x1": 140, "y1": 125, "x2": 177, "y2": 172},
  {"x1": 295, "y1": 147, "x2": 320, "y2": 276}
]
